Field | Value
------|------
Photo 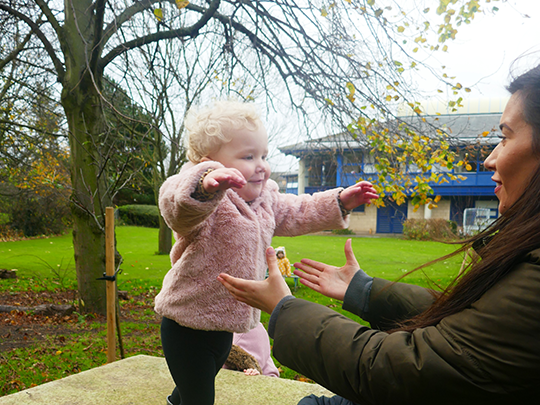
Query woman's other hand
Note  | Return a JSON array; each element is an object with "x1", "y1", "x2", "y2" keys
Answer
[
  {"x1": 293, "y1": 238, "x2": 360, "y2": 301},
  {"x1": 218, "y1": 247, "x2": 292, "y2": 314}
]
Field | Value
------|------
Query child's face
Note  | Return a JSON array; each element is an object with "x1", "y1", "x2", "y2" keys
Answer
[
  {"x1": 277, "y1": 252, "x2": 284, "y2": 259},
  {"x1": 207, "y1": 126, "x2": 271, "y2": 202}
]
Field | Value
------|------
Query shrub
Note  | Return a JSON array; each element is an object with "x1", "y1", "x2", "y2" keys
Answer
[
  {"x1": 402, "y1": 218, "x2": 459, "y2": 241},
  {"x1": 0, "y1": 212, "x2": 9, "y2": 225},
  {"x1": 0, "y1": 224, "x2": 24, "y2": 242},
  {"x1": 9, "y1": 193, "x2": 71, "y2": 237},
  {"x1": 116, "y1": 205, "x2": 160, "y2": 228},
  {"x1": 331, "y1": 228, "x2": 355, "y2": 235}
]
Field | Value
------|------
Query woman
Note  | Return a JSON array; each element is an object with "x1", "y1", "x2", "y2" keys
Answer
[{"x1": 218, "y1": 63, "x2": 540, "y2": 405}]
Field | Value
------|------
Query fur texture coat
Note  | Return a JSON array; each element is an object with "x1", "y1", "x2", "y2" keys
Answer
[{"x1": 154, "y1": 161, "x2": 349, "y2": 333}]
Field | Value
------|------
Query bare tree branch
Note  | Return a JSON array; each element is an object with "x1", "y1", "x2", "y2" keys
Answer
[
  {"x1": 0, "y1": 2, "x2": 64, "y2": 81},
  {"x1": 100, "y1": 0, "x2": 221, "y2": 69}
]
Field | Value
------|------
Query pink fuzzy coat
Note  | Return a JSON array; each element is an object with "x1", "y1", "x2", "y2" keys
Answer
[{"x1": 154, "y1": 161, "x2": 349, "y2": 333}]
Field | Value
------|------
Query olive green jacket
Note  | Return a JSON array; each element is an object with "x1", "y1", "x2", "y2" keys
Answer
[{"x1": 272, "y1": 248, "x2": 540, "y2": 404}]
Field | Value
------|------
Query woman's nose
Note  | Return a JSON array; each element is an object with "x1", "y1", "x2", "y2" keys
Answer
[{"x1": 483, "y1": 144, "x2": 498, "y2": 171}]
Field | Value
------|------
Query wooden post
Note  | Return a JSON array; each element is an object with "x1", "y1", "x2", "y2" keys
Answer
[{"x1": 105, "y1": 207, "x2": 116, "y2": 363}]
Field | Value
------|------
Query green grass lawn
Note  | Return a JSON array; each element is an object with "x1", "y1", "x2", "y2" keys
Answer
[
  {"x1": 1, "y1": 227, "x2": 463, "y2": 290},
  {"x1": 0, "y1": 227, "x2": 465, "y2": 395}
]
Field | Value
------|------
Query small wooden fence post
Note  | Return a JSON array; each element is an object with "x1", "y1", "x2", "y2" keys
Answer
[{"x1": 105, "y1": 207, "x2": 116, "y2": 363}]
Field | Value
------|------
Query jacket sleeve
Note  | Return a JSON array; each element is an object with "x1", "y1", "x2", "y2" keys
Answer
[
  {"x1": 271, "y1": 187, "x2": 349, "y2": 236},
  {"x1": 158, "y1": 161, "x2": 225, "y2": 236},
  {"x1": 360, "y1": 278, "x2": 436, "y2": 330},
  {"x1": 272, "y1": 257, "x2": 540, "y2": 405}
]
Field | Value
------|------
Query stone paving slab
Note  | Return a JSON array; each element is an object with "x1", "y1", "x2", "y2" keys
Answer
[{"x1": 0, "y1": 355, "x2": 333, "y2": 405}]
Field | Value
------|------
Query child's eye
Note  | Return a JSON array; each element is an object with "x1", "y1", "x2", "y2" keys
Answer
[
  {"x1": 262, "y1": 155, "x2": 267, "y2": 161},
  {"x1": 243, "y1": 155, "x2": 254, "y2": 160}
]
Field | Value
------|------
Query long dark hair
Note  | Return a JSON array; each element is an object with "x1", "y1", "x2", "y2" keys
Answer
[{"x1": 396, "y1": 63, "x2": 540, "y2": 332}]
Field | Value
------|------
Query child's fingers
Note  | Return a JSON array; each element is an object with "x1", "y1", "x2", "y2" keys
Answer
[
  {"x1": 227, "y1": 176, "x2": 246, "y2": 188},
  {"x1": 209, "y1": 178, "x2": 220, "y2": 188}
]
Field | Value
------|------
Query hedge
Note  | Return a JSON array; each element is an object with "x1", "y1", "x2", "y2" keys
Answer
[
  {"x1": 402, "y1": 218, "x2": 459, "y2": 241},
  {"x1": 116, "y1": 205, "x2": 160, "y2": 228}
]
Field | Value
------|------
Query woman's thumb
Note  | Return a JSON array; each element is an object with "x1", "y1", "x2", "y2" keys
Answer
[
  {"x1": 344, "y1": 239, "x2": 356, "y2": 263},
  {"x1": 266, "y1": 247, "x2": 279, "y2": 276}
]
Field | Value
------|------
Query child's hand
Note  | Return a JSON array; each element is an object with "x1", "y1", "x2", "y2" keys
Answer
[
  {"x1": 203, "y1": 168, "x2": 246, "y2": 193},
  {"x1": 243, "y1": 368, "x2": 261, "y2": 376},
  {"x1": 339, "y1": 181, "x2": 378, "y2": 211}
]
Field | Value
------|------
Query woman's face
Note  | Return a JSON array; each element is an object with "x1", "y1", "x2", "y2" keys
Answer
[{"x1": 484, "y1": 92, "x2": 540, "y2": 214}]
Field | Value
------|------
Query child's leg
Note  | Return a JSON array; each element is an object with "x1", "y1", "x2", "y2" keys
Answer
[
  {"x1": 298, "y1": 395, "x2": 360, "y2": 405},
  {"x1": 161, "y1": 317, "x2": 233, "y2": 405}
]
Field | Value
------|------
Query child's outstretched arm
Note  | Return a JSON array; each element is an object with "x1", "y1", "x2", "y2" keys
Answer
[
  {"x1": 203, "y1": 168, "x2": 246, "y2": 193},
  {"x1": 339, "y1": 181, "x2": 379, "y2": 211}
]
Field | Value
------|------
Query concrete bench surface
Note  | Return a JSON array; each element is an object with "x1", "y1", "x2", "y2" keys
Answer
[{"x1": 0, "y1": 355, "x2": 333, "y2": 405}]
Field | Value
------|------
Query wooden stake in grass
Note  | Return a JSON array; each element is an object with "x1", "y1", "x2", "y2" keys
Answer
[{"x1": 105, "y1": 207, "x2": 116, "y2": 363}]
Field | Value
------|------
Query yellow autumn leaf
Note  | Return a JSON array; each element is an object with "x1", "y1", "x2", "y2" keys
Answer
[
  {"x1": 466, "y1": 164, "x2": 472, "y2": 171},
  {"x1": 345, "y1": 82, "x2": 355, "y2": 102},
  {"x1": 397, "y1": 26, "x2": 405, "y2": 33},
  {"x1": 175, "y1": 0, "x2": 189, "y2": 9},
  {"x1": 344, "y1": 0, "x2": 351, "y2": 3},
  {"x1": 321, "y1": 7, "x2": 328, "y2": 17},
  {"x1": 482, "y1": 131, "x2": 490, "y2": 137},
  {"x1": 385, "y1": 95, "x2": 392, "y2": 101},
  {"x1": 154, "y1": 8, "x2": 163, "y2": 21},
  {"x1": 434, "y1": 195, "x2": 442, "y2": 203}
]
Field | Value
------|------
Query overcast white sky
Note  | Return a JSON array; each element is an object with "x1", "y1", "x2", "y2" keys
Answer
[
  {"x1": 420, "y1": 0, "x2": 540, "y2": 99},
  {"x1": 268, "y1": 0, "x2": 540, "y2": 173}
]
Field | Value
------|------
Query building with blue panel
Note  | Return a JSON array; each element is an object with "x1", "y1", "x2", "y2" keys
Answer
[{"x1": 278, "y1": 100, "x2": 506, "y2": 234}]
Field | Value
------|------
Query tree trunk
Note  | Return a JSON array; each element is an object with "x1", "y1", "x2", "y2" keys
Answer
[
  {"x1": 154, "y1": 156, "x2": 172, "y2": 255},
  {"x1": 63, "y1": 80, "x2": 111, "y2": 314},
  {"x1": 158, "y1": 214, "x2": 172, "y2": 255}
]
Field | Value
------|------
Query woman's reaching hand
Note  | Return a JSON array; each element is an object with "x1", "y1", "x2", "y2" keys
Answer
[
  {"x1": 218, "y1": 246, "x2": 292, "y2": 314},
  {"x1": 293, "y1": 238, "x2": 361, "y2": 301}
]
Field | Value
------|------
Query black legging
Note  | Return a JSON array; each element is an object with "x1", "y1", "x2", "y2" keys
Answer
[
  {"x1": 298, "y1": 395, "x2": 360, "y2": 405},
  {"x1": 161, "y1": 317, "x2": 233, "y2": 405}
]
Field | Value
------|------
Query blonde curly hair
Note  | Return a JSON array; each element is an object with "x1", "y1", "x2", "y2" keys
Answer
[{"x1": 184, "y1": 100, "x2": 263, "y2": 163}]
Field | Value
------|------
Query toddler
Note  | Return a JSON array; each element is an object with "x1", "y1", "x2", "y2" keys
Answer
[
  {"x1": 276, "y1": 246, "x2": 292, "y2": 277},
  {"x1": 155, "y1": 100, "x2": 378, "y2": 405}
]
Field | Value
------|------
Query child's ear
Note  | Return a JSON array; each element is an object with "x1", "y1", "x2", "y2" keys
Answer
[{"x1": 200, "y1": 157, "x2": 211, "y2": 162}]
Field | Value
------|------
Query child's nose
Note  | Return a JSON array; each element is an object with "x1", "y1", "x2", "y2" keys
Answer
[{"x1": 256, "y1": 160, "x2": 267, "y2": 171}]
